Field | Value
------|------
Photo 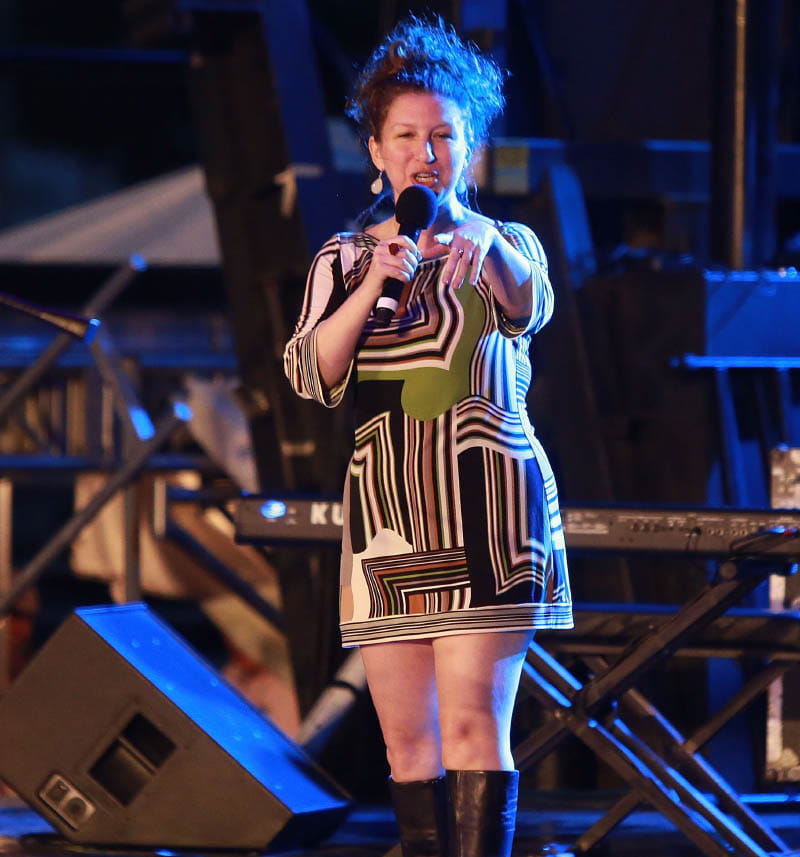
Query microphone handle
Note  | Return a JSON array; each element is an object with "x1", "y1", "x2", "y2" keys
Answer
[{"x1": 374, "y1": 225, "x2": 422, "y2": 327}]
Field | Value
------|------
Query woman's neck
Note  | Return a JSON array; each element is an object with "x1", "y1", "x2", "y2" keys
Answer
[
  {"x1": 391, "y1": 196, "x2": 465, "y2": 234},
  {"x1": 368, "y1": 196, "x2": 468, "y2": 244},
  {"x1": 419, "y1": 198, "x2": 465, "y2": 251}
]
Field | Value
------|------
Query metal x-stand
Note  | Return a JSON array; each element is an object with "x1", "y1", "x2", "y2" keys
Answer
[
  {"x1": 517, "y1": 556, "x2": 800, "y2": 857},
  {"x1": 0, "y1": 259, "x2": 189, "y2": 632}
]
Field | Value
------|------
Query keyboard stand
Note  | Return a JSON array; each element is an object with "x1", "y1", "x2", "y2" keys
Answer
[{"x1": 516, "y1": 558, "x2": 798, "y2": 857}]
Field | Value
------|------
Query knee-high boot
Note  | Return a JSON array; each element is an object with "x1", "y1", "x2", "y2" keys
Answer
[
  {"x1": 446, "y1": 769, "x2": 519, "y2": 857},
  {"x1": 387, "y1": 775, "x2": 449, "y2": 857}
]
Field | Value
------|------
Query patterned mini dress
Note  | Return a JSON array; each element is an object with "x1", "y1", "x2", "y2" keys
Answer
[{"x1": 284, "y1": 222, "x2": 572, "y2": 647}]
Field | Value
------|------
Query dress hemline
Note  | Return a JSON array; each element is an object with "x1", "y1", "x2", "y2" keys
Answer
[{"x1": 340, "y1": 603, "x2": 574, "y2": 648}]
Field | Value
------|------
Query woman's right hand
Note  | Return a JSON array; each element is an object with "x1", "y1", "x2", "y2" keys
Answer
[
  {"x1": 363, "y1": 236, "x2": 421, "y2": 294},
  {"x1": 313, "y1": 235, "x2": 420, "y2": 390}
]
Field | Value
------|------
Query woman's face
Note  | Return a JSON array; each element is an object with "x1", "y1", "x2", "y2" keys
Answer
[{"x1": 368, "y1": 91, "x2": 470, "y2": 209}]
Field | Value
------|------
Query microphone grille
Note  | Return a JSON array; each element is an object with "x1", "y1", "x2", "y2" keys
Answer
[{"x1": 395, "y1": 185, "x2": 438, "y2": 230}]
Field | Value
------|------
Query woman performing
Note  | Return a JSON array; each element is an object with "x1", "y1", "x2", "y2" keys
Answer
[{"x1": 284, "y1": 16, "x2": 572, "y2": 857}]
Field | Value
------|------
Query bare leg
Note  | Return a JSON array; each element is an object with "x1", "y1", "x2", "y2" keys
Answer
[
  {"x1": 360, "y1": 639, "x2": 442, "y2": 781},
  {"x1": 433, "y1": 630, "x2": 533, "y2": 771}
]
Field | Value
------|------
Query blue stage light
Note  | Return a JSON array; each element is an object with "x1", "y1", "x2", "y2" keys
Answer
[
  {"x1": 260, "y1": 500, "x2": 287, "y2": 519},
  {"x1": 131, "y1": 407, "x2": 155, "y2": 440},
  {"x1": 173, "y1": 401, "x2": 193, "y2": 422}
]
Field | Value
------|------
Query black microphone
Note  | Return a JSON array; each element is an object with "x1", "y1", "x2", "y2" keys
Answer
[{"x1": 374, "y1": 184, "x2": 438, "y2": 326}]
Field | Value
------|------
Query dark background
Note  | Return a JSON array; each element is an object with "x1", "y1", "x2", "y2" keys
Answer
[{"x1": 1, "y1": 0, "x2": 798, "y2": 255}]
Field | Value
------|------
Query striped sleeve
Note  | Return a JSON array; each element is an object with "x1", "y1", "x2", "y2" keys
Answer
[
  {"x1": 493, "y1": 222, "x2": 554, "y2": 337},
  {"x1": 283, "y1": 234, "x2": 352, "y2": 407}
]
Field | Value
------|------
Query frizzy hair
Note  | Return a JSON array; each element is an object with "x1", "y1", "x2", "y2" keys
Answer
[{"x1": 345, "y1": 16, "x2": 505, "y2": 150}]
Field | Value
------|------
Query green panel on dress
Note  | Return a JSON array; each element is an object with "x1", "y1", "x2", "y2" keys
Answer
[{"x1": 359, "y1": 280, "x2": 486, "y2": 421}]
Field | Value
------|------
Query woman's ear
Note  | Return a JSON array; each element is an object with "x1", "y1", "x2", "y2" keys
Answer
[
  {"x1": 464, "y1": 139, "x2": 475, "y2": 167},
  {"x1": 368, "y1": 135, "x2": 384, "y2": 172}
]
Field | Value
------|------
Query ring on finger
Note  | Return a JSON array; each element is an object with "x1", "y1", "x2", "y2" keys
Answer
[
  {"x1": 457, "y1": 247, "x2": 465, "y2": 257},
  {"x1": 389, "y1": 242, "x2": 400, "y2": 256}
]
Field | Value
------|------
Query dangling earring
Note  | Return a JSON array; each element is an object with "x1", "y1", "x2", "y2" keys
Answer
[
  {"x1": 456, "y1": 175, "x2": 468, "y2": 197},
  {"x1": 370, "y1": 171, "x2": 385, "y2": 195}
]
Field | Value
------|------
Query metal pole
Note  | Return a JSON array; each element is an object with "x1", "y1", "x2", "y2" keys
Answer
[
  {"x1": 748, "y1": 0, "x2": 781, "y2": 267},
  {"x1": 0, "y1": 405, "x2": 183, "y2": 618},
  {"x1": 0, "y1": 259, "x2": 144, "y2": 426},
  {"x1": 0, "y1": 479, "x2": 12, "y2": 691},
  {"x1": 709, "y1": 0, "x2": 749, "y2": 269}
]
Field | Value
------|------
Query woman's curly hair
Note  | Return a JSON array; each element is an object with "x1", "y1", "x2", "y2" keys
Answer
[{"x1": 346, "y1": 16, "x2": 505, "y2": 151}]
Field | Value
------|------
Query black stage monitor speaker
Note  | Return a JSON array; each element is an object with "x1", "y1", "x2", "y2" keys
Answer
[{"x1": 0, "y1": 603, "x2": 350, "y2": 850}]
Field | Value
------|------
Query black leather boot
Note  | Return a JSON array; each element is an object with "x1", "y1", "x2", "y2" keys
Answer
[
  {"x1": 387, "y1": 775, "x2": 449, "y2": 857},
  {"x1": 446, "y1": 769, "x2": 519, "y2": 857}
]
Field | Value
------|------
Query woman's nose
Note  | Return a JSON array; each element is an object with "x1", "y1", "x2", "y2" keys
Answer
[{"x1": 419, "y1": 139, "x2": 435, "y2": 162}]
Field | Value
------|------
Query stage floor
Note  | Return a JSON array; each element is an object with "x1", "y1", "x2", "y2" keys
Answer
[{"x1": 2, "y1": 792, "x2": 800, "y2": 857}]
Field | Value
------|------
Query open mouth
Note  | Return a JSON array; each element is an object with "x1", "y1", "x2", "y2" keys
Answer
[{"x1": 412, "y1": 172, "x2": 439, "y2": 187}]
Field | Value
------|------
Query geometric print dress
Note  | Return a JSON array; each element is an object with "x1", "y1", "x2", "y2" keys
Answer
[{"x1": 284, "y1": 222, "x2": 573, "y2": 647}]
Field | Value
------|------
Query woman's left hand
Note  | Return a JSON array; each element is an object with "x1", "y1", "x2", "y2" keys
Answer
[{"x1": 432, "y1": 220, "x2": 499, "y2": 289}]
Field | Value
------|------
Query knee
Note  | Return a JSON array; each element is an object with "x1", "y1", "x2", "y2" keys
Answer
[
  {"x1": 439, "y1": 709, "x2": 508, "y2": 769},
  {"x1": 440, "y1": 708, "x2": 501, "y2": 753},
  {"x1": 382, "y1": 724, "x2": 442, "y2": 781}
]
